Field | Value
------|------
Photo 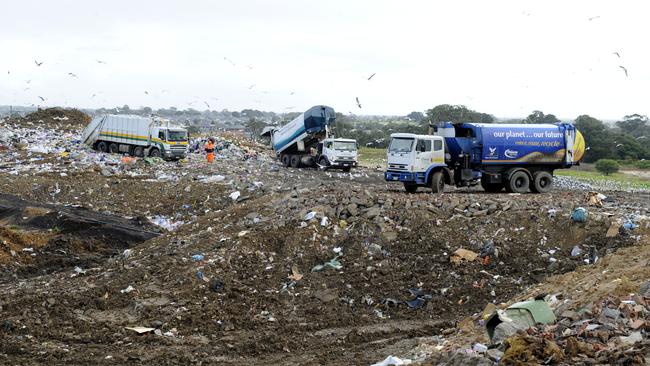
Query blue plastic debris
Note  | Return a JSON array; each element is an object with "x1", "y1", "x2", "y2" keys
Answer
[
  {"x1": 571, "y1": 207, "x2": 588, "y2": 223},
  {"x1": 191, "y1": 254, "x2": 204, "y2": 261}
]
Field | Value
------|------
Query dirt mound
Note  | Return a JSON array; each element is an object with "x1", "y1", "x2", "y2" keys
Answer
[{"x1": 8, "y1": 107, "x2": 91, "y2": 131}]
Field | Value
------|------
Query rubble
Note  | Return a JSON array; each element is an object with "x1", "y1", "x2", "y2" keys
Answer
[{"x1": 0, "y1": 117, "x2": 648, "y2": 364}]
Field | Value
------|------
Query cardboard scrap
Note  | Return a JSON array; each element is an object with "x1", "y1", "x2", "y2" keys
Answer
[{"x1": 450, "y1": 248, "x2": 479, "y2": 264}]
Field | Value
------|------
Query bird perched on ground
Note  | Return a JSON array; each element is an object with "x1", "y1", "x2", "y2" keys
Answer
[
  {"x1": 588, "y1": 246, "x2": 599, "y2": 264},
  {"x1": 356, "y1": 97, "x2": 362, "y2": 108},
  {"x1": 367, "y1": 73, "x2": 376, "y2": 80},
  {"x1": 68, "y1": 72, "x2": 77, "y2": 77},
  {"x1": 619, "y1": 66, "x2": 628, "y2": 77},
  {"x1": 35, "y1": 60, "x2": 43, "y2": 66},
  {"x1": 479, "y1": 240, "x2": 496, "y2": 265}
]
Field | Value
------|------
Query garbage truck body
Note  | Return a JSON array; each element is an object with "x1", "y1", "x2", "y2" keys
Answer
[
  {"x1": 269, "y1": 105, "x2": 358, "y2": 171},
  {"x1": 385, "y1": 122, "x2": 585, "y2": 193},
  {"x1": 81, "y1": 114, "x2": 188, "y2": 160}
]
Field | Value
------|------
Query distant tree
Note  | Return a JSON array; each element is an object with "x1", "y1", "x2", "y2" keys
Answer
[
  {"x1": 524, "y1": 110, "x2": 560, "y2": 124},
  {"x1": 121, "y1": 105, "x2": 130, "y2": 113},
  {"x1": 407, "y1": 111, "x2": 424, "y2": 122},
  {"x1": 142, "y1": 106, "x2": 152, "y2": 115},
  {"x1": 231, "y1": 111, "x2": 241, "y2": 118},
  {"x1": 245, "y1": 117, "x2": 267, "y2": 138},
  {"x1": 595, "y1": 159, "x2": 619, "y2": 175},
  {"x1": 186, "y1": 125, "x2": 200, "y2": 135},
  {"x1": 574, "y1": 115, "x2": 612, "y2": 163},
  {"x1": 425, "y1": 104, "x2": 494, "y2": 125},
  {"x1": 616, "y1": 114, "x2": 649, "y2": 138}
]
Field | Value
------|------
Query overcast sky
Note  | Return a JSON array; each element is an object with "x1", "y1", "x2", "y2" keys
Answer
[{"x1": 1, "y1": 0, "x2": 648, "y2": 119}]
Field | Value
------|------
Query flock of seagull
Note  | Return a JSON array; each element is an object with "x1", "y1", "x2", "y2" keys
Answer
[{"x1": 5, "y1": 11, "x2": 633, "y2": 111}]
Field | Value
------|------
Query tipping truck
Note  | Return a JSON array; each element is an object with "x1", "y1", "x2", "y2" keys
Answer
[
  {"x1": 385, "y1": 122, "x2": 585, "y2": 193},
  {"x1": 81, "y1": 114, "x2": 189, "y2": 160},
  {"x1": 265, "y1": 105, "x2": 358, "y2": 171}
]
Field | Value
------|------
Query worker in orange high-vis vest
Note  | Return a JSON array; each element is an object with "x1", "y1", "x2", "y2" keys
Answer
[{"x1": 204, "y1": 138, "x2": 215, "y2": 163}]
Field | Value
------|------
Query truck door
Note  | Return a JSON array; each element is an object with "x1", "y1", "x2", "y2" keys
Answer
[
  {"x1": 565, "y1": 127, "x2": 574, "y2": 164},
  {"x1": 415, "y1": 139, "x2": 433, "y2": 171}
]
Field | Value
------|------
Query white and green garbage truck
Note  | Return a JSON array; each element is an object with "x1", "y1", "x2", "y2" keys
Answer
[{"x1": 81, "y1": 114, "x2": 189, "y2": 160}]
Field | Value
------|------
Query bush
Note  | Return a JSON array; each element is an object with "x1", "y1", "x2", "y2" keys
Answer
[
  {"x1": 595, "y1": 159, "x2": 620, "y2": 175},
  {"x1": 636, "y1": 160, "x2": 650, "y2": 170}
]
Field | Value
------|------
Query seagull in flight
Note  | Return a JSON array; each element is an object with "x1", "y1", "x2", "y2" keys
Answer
[
  {"x1": 367, "y1": 73, "x2": 376, "y2": 80},
  {"x1": 248, "y1": 84, "x2": 256, "y2": 90},
  {"x1": 619, "y1": 66, "x2": 628, "y2": 77},
  {"x1": 204, "y1": 101, "x2": 210, "y2": 109},
  {"x1": 588, "y1": 15, "x2": 600, "y2": 21},
  {"x1": 612, "y1": 52, "x2": 620, "y2": 58},
  {"x1": 289, "y1": 91, "x2": 295, "y2": 95},
  {"x1": 144, "y1": 91, "x2": 149, "y2": 95},
  {"x1": 224, "y1": 57, "x2": 236, "y2": 66},
  {"x1": 38, "y1": 96, "x2": 46, "y2": 102},
  {"x1": 68, "y1": 72, "x2": 78, "y2": 77},
  {"x1": 96, "y1": 59, "x2": 107, "y2": 64},
  {"x1": 356, "y1": 97, "x2": 362, "y2": 108},
  {"x1": 35, "y1": 60, "x2": 44, "y2": 66}
]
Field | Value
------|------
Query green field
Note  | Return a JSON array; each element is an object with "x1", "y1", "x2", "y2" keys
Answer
[
  {"x1": 556, "y1": 169, "x2": 650, "y2": 190},
  {"x1": 358, "y1": 147, "x2": 386, "y2": 167}
]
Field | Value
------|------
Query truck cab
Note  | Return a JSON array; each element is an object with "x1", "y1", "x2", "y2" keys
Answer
[
  {"x1": 384, "y1": 133, "x2": 449, "y2": 193},
  {"x1": 150, "y1": 126, "x2": 189, "y2": 160},
  {"x1": 317, "y1": 138, "x2": 358, "y2": 171}
]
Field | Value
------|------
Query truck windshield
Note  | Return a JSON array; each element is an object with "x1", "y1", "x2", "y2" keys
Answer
[
  {"x1": 332, "y1": 141, "x2": 357, "y2": 151},
  {"x1": 167, "y1": 130, "x2": 188, "y2": 142},
  {"x1": 389, "y1": 138, "x2": 414, "y2": 153}
]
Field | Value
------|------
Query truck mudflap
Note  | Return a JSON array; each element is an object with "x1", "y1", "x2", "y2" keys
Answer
[{"x1": 385, "y1": 171, "x2": 426, "y2": 184}]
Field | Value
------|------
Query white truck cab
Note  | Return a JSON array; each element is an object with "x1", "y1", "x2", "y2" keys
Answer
[
  {"x1": 317, "y1": 138, "x2": 358, "y2": 171},
  {"x1": 385, "y1": 133, "x2": 448, "y2": 192}
]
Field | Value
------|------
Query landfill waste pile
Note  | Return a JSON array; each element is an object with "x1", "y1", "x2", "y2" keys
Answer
[{"x1": 0, "y1": 113, "x2": 649, "y2": 365}]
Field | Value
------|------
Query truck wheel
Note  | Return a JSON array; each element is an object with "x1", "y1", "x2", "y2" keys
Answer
[
  {"x1": 282, "y1": 155, "x2": 291, "y2": 167},
  {"x1": 404, "y1": 183, "x2": 418, "y2": 193},
  {"x1": 318, "y1": 157, "x2": 329, "y2": 169},
  {"x1": 133, "y1": 146, "x2": 144, "y2": 157},
  {"x1": 290, "y1": 155, "x2": 301, "y2": 168},
  {"x1": 531, "y1": 171, "x2": 553, "y2": 193},
  {"x1": 430, "y1": 171, "x2": 445, "y2": 193},
  {"x1": 480, "y1": 177, "x2": 503, "y2": 193},
  {"x1": 506, "y1": 170, "x2": 530, "y2": 193},
  {"x1": 109, "y1": 143, "x2": 119, "y2": 154},
  {"x1": 97, "y1": 141, "x2": 108, "y2": 152},
  {"x1": 149, "y1": 148, "x2": 161, "y2": 158}
]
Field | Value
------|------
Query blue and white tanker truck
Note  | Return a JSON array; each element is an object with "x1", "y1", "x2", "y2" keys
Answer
[
  {"x1": 384, "y1": 122, "x2": 585, "y2": 193},
  {"x1": 265, "y1": 105, "x2": 358, "y2": 171}
]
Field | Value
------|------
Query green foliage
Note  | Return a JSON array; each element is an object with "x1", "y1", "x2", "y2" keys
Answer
[
  {"x1": 574, "y1": 114, "x2": 650, "y2": 163},
  {"x1": 407, "y1": 111, "x2": 424, "y2": 122},
  {"x1": 524, "y1": 110, "x2": 560, "y2": 124},
  {"x1": 186, "y1": 125, "x2": 200, "y2": 135},
  {"x1": 616, "y1": 114, "x2": 649, "y2": 138},
  {"x1": 595, "y1": 159, "x2": 620, "y2": 175},
  {"x1": 635, "y1": 160, "x2": 650, "y2": 170},
  {"x1": 425, "y1": 104, "x2": 494, "y2": 125},
  {"x1": 245, "y1": 117, "x2": 267, "y2": 138}
]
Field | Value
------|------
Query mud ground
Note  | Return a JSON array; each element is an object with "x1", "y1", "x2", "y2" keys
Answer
[{"x1": 1, "y1": 111, "x2": 648, "y2": 365}]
